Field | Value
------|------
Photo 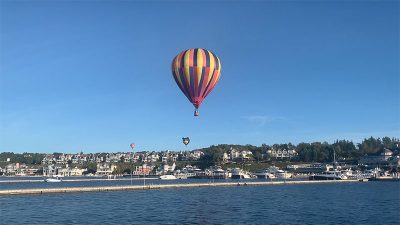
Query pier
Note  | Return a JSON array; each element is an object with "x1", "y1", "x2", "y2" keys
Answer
[{"x1": 0, "y1": 179, "x2": 360, "y2": 196}]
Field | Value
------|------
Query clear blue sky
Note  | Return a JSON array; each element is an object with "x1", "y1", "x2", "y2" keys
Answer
[{"x1": 1, "y1": 0, "x2": 399, "y2": 153}]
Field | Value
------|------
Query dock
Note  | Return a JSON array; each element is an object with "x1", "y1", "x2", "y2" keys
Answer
[
  {"x1": 368, "y1": 177, "x2": 400, "y2": 182},
  {"x1": 0, "y1": 179, "x2": 359, "y2": 196}
]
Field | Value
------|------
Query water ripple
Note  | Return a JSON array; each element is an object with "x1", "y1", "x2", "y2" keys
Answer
[{"x1": 0, "y1": 182, "x2": 399, "y2": 224}]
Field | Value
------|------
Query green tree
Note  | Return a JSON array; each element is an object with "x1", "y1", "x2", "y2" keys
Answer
[
  {"x1": 197, "y1": 155, "x2": 214, "y2": 169},
  {"x1": 85, "y1": 163, "x2": 97, "y2": 174},
  {"x1": 358, "y1": 137, "x2": 383, "y2": 155},
  {"x1": 333, "y1": 140, "x2": 357, "y2": 159}
]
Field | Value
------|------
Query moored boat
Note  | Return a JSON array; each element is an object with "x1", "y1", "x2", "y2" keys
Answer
[
  {"x1": 309, "y1": 148, "x2": 347, "y2": 180},
  {"x1": 44, "y1": 175, "x2": 63, "y2": 182},
  {"x1": 268, "y1": 166, "x2": 292, "y2": 179},
  {"x1": 159, "y1": 175, "x2": 177, "y2": 180},
  {"x1": 255, "y1": 170, "x2": 275, "y2": 179},
  {"x1": 231, "y1": 168, "x2": 251, "y2": 179},
  {"x1": 309, "y1": 170, "x2": 347, "y2": 180},
  {"x1": 368, "y1": 170, "x2": 400, "y2": 181}
]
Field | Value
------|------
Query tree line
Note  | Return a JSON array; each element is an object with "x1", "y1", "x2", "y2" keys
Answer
[
  {"x1": 1, "y1": 137, "x2": 398, "y2": 169},
  {"x1": 196, "y1": 137, "x2": 399, "y2": 168},
  {"x1": 0, "y1": 152, "x2": 46, "y2": 166}
]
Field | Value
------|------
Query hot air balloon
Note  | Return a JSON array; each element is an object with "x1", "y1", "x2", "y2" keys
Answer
[
  {"x1": 171, "y1": 48, "x2": 221, "y2": 116},
  {"x1": 182, "y1": 137, "x2": 190, "y2": 146},
  {"x1": 130, "y1": 143, "x2": 135, "y2": 150}
]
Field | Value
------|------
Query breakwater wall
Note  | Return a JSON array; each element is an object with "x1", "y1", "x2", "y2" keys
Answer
[
  {"x1": 0, "y1": 178, "x2": 156, "y2": 183},
  {"x1": 0, "y1": 180, "x2": 359, "y2": 196}
]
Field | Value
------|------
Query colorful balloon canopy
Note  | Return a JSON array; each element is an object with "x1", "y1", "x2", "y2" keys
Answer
[
  {"x1": 130, "y1": 143, "x2": 135, "y2": 149},
  {"x1": 171, "y1": 48, "x2": 221, "y2": 116}
]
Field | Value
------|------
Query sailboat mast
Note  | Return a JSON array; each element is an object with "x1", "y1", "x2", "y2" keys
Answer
[
  {"x1": 333, "y1": 148, "x2": 336, "y2": 168},
  {"x1": 334, "y1": 149, "x2": 335, "y2": 163}
]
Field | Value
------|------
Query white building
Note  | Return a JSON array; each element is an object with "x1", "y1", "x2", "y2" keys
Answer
[
  {"x1": 161, "y1": 163, "x2": 176, "y2": 174},
  {"x1": 223, "y1": 153, "x2": 229, "y2": 162},
  {"x1": 95, "y1": 164, "x2": 117, "y2": 176},
  {"x1": 267, "y1": 149, "x2": 297, "y2": 159},
  {"x1": 228, "y1": 148, "x2": 253, "y2": 161},
  {"x1": 230, "y1": 149, "x2": 240, "y2": 160},
  {"x1": 240, "y1": 150, "x2": 253, "y2": 160},
  {"x1": 43, "y1": 165, "x2": 62, "y2": 176},
  {"x1": 190, "y1": 150, "x2": 204, "y2": 160}
]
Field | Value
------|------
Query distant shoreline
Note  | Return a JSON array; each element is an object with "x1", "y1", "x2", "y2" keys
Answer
[{"x1": 0, "y1": 180, "x2": 360, "y2": 196}]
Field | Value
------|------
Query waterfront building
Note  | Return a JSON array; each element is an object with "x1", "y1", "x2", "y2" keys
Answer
[
  {"x1": 95, "y1": 163, "x2": 117, "y2": 176},
  {"x1": 358, "y1": 149, "x2": 394, "y2": 167},
  {"x1": 5, "y1": 163, "x2": 27, "y2": 175},
  {"x1": 1, "y1": 164, "x2": 38, "y2": 176},
  {"x1": 57, "y1": 166, "x2": 87, "y2": 176},
  {"x1": 134, "y1": 164, "x2": 154, "y2": 175},
  {"x1": 15, "y1": 169, "x2": 26, "y2": 176},
  {"x1": 43, "y1": 165, "x2": 62, "y2": 176},
  {"x1": 26, "y1": 168, "x2": 39, "y2": 176}
]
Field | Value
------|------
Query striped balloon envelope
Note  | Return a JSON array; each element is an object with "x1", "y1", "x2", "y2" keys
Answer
[{"x1": 171, "y1": 48, "x2": 221, "y2": 116}]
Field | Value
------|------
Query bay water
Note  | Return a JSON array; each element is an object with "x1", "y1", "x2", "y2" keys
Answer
[{"x1": 0, "y1": 180, "x2": 399, "y2": 224}]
